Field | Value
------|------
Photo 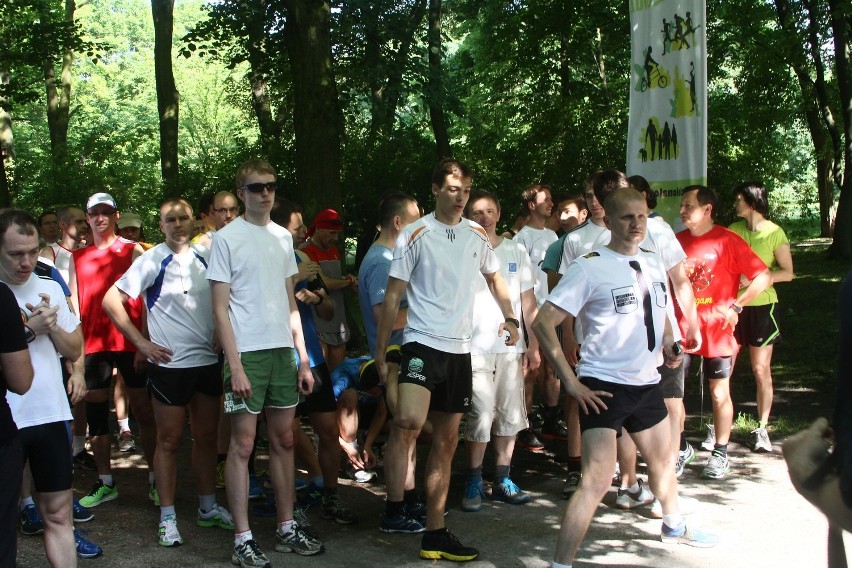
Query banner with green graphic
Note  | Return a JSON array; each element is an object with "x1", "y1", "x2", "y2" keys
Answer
[{"x1": 627, "y1": 0, "x2": 707, "y2": 228}]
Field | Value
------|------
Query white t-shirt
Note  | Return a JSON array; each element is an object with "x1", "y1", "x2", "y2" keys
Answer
[
  {"x1": 207, "y1": 217, "x2": 298, "y2": 353},
  {"x1": 46, "y1": 242, "x2": 74, "y2": 285},
  {"x1": 546, "y1": 247, "x2": 669, "y2": 386},
  {"x1": 513, "y1": 225, "x2": 556, "y2": 305},
  {"x1": 116, "y1": 243, "x2": 217, "y2": 368},
  {"x1": 470, "y1": 238, "x2": 534, "y2": 355},
  {"x1": 3, "y1": 273, "x2": 78, "y2": 428},
  {"x1": 557, "y1": 220, "x2": 609, "y2": 274},
  {"x1": 390, "y1": 213, "x2": 500, "y2": 354}
]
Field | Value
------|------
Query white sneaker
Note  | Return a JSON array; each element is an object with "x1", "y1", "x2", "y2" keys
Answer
[
  {"x1": 650, "y1": 495, "x2": 699, "y2": 518},
  {"x1": 614, "y1": 479, "x2": 654, "y2": 509},
  {"x1": 158, "y1": 515, "x2": 183, "y2": 547},
  {"x1": 752, "y1": 427, "x2": 772, "y2": 453},
  {"x1": 700, "y1": 425, "x2": 716, "y2": 451}
]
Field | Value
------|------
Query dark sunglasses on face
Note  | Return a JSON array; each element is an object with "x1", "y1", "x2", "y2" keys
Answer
[{"x1": 241, "y1": 181, "x2": 278, "y2": 193}]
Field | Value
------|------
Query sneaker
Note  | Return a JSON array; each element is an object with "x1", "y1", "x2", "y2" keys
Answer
[
  {"x1": 296, "y1": 481, "x2": 323, "y2": 509},
  {"x1": 612, "y1": 461, "x2": 621, "y2": 486},
  {"x1": 79, "y1": 480, "x2": 118, "y2": 508},
  {"x1": 320, "y1": 491, "x2": 358, "y2": 524},
  {"x1": 232, "y1": 538, "x2": 271, "y2": 568},
  {"x1": 615, "y1": 479, "x2": 655, "y2": 509},
  {"x1": 158, "y1": 514, "x2": 183, "y2": 547},
  {"x1": 379, "y1": 511, "x2": 426, "y2": 534},
  {"x1": 345, "y1": 463, "x2": 378, "y2": 483},
  {"x1": 117, "y1": 430, "x2": 135, "y2": 452},
  {"x1": 73, "y1": 498, "x2": 94, "y2": 523},
  {"x1": 650, "y1": 495, "x2": 699, "y2": 519},
  {"x1": 752, "y1": 427, "x2": 772, "y2": 453},
  {"x1": 702, "y1": 451, "x2": 730, "y2": 479},
  {"x1": 251, "y1": 497, "x2": 277, "y2": 518},
  {"x1": 541, "y1": 418, "x2": 569, "y2": 440},
  {"x1": 19, "y1": 504, "x2": 44, "y2": 535},
  {"x1": 248, "y1": 475, "x2": 263, "y2": 501},
  {"x1": 73, "y1": 450, "x2": 97, "y2": 471},
  {"x1": 700, "y1": 424, "x2": 716, "y2": 451},
  {"x1": 149, "y1": 483, "x2": 160, "y2": 506},
  {"x1": 74, "y1": 527, "x2": 104, "y2": 558},
  {"x1": 676, "y1": 442, "x2": 696, "y2": 478},
  {"x1": 461, "y1": 477, "x2": 485, "y2": 512},
  {"x1": 516, "y1": 428, "x2": 545, "y2": 451},
  {"x1": 405, "y1": 495, "x2": 427, "y2": 522},
  {"x1": 295, "y1": 506, "x2": 319, "y2": 538},
  {"x1": 420, "y1": 529, "x2": 479, "y2": 562},
  {"x1": 275, "y1": 519, "x2": 324, "y2": 555},
  {"x1": 216, "y1": 461, "x2": 226, "y2": 489},
  {"x1": 661, "y1": 522, "x2": 719, "y2": 548},
  {"x1": 491, "y1": 477, "x2": 531, "y2": 505},
  {"x1": 562, "y1": 471, "x2": 582, "y2": 499},
  {"x1": 197, "y1": 503, "x2": 234, "y2": 530}
]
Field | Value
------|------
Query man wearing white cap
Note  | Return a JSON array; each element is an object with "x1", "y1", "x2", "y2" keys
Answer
[{"x1": 69, "y1": 192, "x2": 157, "y2": 508}]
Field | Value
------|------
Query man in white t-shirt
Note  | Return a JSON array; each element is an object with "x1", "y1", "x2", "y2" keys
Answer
[
  {"x1": 103, "y1": 198, "x2": 233, "y2": 547},
  {"x1": 207, "y1": 159, "x2": 320, "y2": 566},
  {"x1": 461, "y1": 190, "x2": 540, "y2": 513},
  {"x1": 0, "y1": 209, "x2": 85, "y2": 566},
  {"x1": 532, "y1": 189, "x2": 718, "y2": 568},
  {"x1": 374, "y1": 159, "x2": 519, "y2": 562}
]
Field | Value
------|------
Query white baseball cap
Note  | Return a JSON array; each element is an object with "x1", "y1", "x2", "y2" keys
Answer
[{"x1": 86, "y1": 192, "x2": 117, "y2": 211}]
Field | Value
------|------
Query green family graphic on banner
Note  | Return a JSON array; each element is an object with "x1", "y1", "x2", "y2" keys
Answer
[{"x1": 627, "y1": 0, "x2": 707, "y2": 228}]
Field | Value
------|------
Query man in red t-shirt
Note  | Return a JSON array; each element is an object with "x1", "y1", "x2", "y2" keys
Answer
[
  {"x1": 70, "y1": 192, "x2": 156, "y2": 507},
  {"x1": 676, "y1": 185, "x2": 770, "y2": 480}
]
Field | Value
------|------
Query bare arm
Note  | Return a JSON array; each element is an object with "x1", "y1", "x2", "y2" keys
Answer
[
  {"x1": 2, "y1": 349, "x2": 33, "y2": 395},
  {"x1": 668, "y1": 261, "x2": 701, "y2": 352},
  {"x1": 771, "y1": 243, "x2": 794, "y2": 284},
  {"x1": 482, "y1": 270, "x2": 519, "y2": 346},
  {"x1": 286, "y1": 276, "x2": 314, "y2": 395},
  {"x1": 726, "y1": 268, "x2": 772, "y2": 330},
  {"x1": 211, "y1": 281, "x2": 251, "y2": 398},
  {"x1": 520, "y1": 288, "x2": 540, "y2": 370},
  {"x1": 68, "y1": 256, "x2": 80, "y2": 316},
  {"x1": 372, "y1": 304, "x2": 408, "y2": 333},
  {"x1": 374, "y1": 277, "x2": 407, "y2": 382},
  {"x1": 102, "y1": 286, "x2": 173, "y2": 365}
]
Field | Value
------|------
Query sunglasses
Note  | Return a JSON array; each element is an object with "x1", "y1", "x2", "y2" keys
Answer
[{"x1": 240, "y1": 181, "x2": 278, "y2": 193}]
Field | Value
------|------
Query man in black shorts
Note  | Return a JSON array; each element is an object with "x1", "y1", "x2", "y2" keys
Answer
[
  {"x1": 374, "y1": 159, "x2": 519, "y2": 561},
  {"x1": 532, "y1": 189, "x2": 717, "y2": 567},
  {"x1": 0, "y1": 209, "x2": 84, "y2": 566}
]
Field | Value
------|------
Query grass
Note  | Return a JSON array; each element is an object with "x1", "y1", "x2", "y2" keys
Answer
[{"x1": 683, "y1": 239, "x2": 850, "y2": 442}]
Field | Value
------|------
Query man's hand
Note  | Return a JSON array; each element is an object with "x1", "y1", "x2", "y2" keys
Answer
[
  {"x1": 682, "y1": 330, "x2": 702, "y2": 354},
  {"x1": 66, "y1": 370, "x2": 87, "y2": 404},
  {"x1": 721, "y1": 306, "x2": 739, "y2": 332},
  {"x1": 523, "y1": 347, "x2": 541, "y2": 372},
  {"x1": 230, "y1": 366, "x2": 253, "y2": 399},
  {"x1": 562, "y1": 334, "x2": 580, "y2": 367},
  {"x1": 376, "y1": 357, "x2": 388, "y2": 385},
  {"x1": 293, "y1": 260, "x2": 320, "y2": 283},
  {"x1": 295, "y1": 288, "x2": 322, "y2": 305},
  {"x1": 340, "y1": 437, "x2": 366, "y2": 469},
  {"x1": 25, "y1": 294, "x2": 59, "y2": 336},
  {"x1": 135, "y1": 338, "x2": 174, "y2": 366},
  {"x1": 662, "y1": 342, "x2": 685, "y2": 369},
  {"x1": 499, "y1": 321, "x2": 520, "y2": 346},
  {"x1": 783, "y1": 418, "x2": 834, "y2": 495},
  {"x1": 563, "y1": 378, "x2": 612, "y2": 416},
  {"x1": 297, "y1": 363, "x2": 314, "y2": 395}
]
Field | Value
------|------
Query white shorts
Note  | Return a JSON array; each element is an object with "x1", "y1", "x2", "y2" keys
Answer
[{"x1": 465, "y1": 352, "x2": 528, "y2": 442}]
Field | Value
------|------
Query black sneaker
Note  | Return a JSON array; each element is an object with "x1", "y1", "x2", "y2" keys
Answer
[
  {"x1": 516, "y1": 428, "x2": 545, "y2": 451},
  {"x1": 73, "y1": 450, "x2": 97, "y2": 471},
  {"x1": 540, "y1": 418, "x2": 569, "y2": 440},
  {"x1": 420, "y1": 530, "x2": 479, "y2": 562}
]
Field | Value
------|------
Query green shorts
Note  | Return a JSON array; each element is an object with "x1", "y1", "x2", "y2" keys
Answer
[{"x1": 223, "y1": 348, "x2": 299, "y2": 414}]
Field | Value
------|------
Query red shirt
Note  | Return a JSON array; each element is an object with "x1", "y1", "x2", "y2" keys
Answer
[
  {"x1": 72, "y1": 237, "x2": 142, "y2": 354},
  {"x1": 675, "y1": 225, "x2": 767, "y2": 358}
]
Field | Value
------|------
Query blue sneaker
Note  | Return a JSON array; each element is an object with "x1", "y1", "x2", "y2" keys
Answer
[
  {"x1": 73, "y1": 498, "x2": 94, "y2": 523},
  {"x1": 661, "y1": 522, "x2": 719, "y2": 548},
  {"x1": 461, "y1": 477, "x2": 485, "y2": 512},
  {"x1": 491, "y1": 477, "x2": 531, "y2": 505},
  {"x1": 74, "y1": 527, "x2": 104, "y2": 558},
  {"x1": 379, "y1": 511, "x2": 425, "y2": 534},
  {"x1": 19, "y1": 504, "x2": 44, "y2": 535},
  {"x1": 248, "y1": 474, "x2": 264, "y2": 501}
]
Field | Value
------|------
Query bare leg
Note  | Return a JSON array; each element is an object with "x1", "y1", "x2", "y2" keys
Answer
[
  {"x1": 189, "y1": 393, "x2": 220, "y2": 497},
  {"x1": 39, "y1": 490, "x2": 76, "y2": 567},
  {"x1": 128, "y1": 386, "x2": 157, "y2": 472},
  {"x1": 708, "y1": 378, "x2": 733, "y2": 445},
  {"x1": 265, "y1": 407, "x2": 297, "y2": 524},
  {"x1": 384, "y1": 383, "x2": 429, "y2": 503},
  {"x1": 424, "y1": 411, "x2": 462, "y2": 530},
  {"x1": 226, "y1": 412, "x2": 259, "y2": 533},
  {"x1": 151, "y1": 399, "x2": 186, "y2": 507},
  {"x1": 751, "y1": 345, "x2": 774, "y2": 425}
]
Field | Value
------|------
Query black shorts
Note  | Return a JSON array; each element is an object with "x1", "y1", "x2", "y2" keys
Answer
[
  {"x1": 658, "y1": 360, "x2": 685, "y2": 399},
  {"x1": 398, "y1": 342, "x2": 472, "y2": 414},
  {"x1": 699, "y1": 355, "x2": 733, "y2": 380},
  {"x1": 147, "y1": 362, "x2": 223, "y2": 406},
  {"x1": 299, "y1": 363, "x2": 338, "y2": 415},
  {"x1": 578, "y1": 377, "x2": 667, "y2": 437},
  {"x1": 734, "y1": 304, "x2": 782, "y2": 347},
  {"x1": 85, "y1": 351, "x2": 147, "y2": 389},
  {"x1": 0, "y1": 437, "x2": 22, "y2": 566},
  {"x1": 18, "y1": 421, "x2": 73, "y2": 493}
]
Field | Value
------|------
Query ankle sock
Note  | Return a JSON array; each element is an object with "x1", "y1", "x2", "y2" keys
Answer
[{"x1": 713, "y1": 444, "x2": 728, "y2": 457}]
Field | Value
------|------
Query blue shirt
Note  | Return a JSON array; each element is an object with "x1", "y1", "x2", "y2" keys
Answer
[
  {"x1": 295, "y1": 255, "x2": 324, "y2": 368},
  {"x1": 357, "y1": 244, "x2": 405, "y2": 357}
]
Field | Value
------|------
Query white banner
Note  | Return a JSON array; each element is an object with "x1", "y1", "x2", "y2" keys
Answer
[{"x1": 627, "y1": 0, "x2": 707, "y2": 224}]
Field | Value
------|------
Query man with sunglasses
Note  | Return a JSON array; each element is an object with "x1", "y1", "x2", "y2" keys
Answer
[
  {"x1": 208, "y1": 159, "x2": 321, "y2": 567},
  {"x1": 193, "y1": 191, "x2": 240, "y2": 249}
]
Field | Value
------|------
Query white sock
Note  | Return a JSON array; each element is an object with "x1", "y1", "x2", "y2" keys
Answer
[
  {"x1": 148, "y1": 471, "x2": 156, "y2": 484},
  {"x1": 198, "y1": 494, "x2": 216, "y2": 513},
  {"x1": 73, "y1": 435, "x2": 86, "y2": 455},
  {"x1": 99, "y1": 474, "x2": 114, "y2": 486},
  {"x1": 20, "y1": 496, "x2": 35, "y2": 510},
  {"x1": 662, "y1": 513, "x2": 684, "y2": 530},
  {"x1": 628, "y1": 482, "x2": 640, "y2": 493},
  {"x1": 234, "y1": 530, "x2": 252, "y2": 546},
  {"x1": 552, "y1": 562, "x2": 572, "y2": 568},
  {"x1": 160, "y1": 505, "x2": 176, "y2": 521},
  {"x1": 277, "y1": 520, "x2": 293, "y2": 534},
  {"x1": 117, "y1": 418, "x2": 130, "y2": 432}
]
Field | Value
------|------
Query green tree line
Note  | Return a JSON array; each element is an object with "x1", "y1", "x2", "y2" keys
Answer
[{"x1": 1, "y1": 0, "x2": 850, "y2": 256}]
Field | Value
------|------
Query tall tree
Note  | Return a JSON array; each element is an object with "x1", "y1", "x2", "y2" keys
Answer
[
  {"x1": 44, "y1": 0, "x2": 79, "y2": 161},
  {"x1": 282, "y1": 0, "x2": 342, "y2": 212},
  {"x1": 152, "y1": 0, "x2": 179, "y2": 185},
  {"x1": 827, "y1": 0, "x2": 852, "y2": 258},
  {"x1": 426, "y1": 0, "x2": 451, "y2": 158}
]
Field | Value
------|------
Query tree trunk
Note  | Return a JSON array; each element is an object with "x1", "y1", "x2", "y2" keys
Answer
[
  {"x1": 427, "y1": 0, "x2": 451, "y2": 159},
  {"x1": 152, "y1": 0, "x2": 179, "y2": 185},
  {"x1": 45, "y1": 0, "x2": 76, "y2": 162},
  {"x1": 283, "y1": 0, "x2": 342, "y2": 213},
  {"x1": 827, "y1": 0, "x2": 852, "y2": 259},
  {"x1": 0, "y1": 70, "x2": 12, "y2": 207}
]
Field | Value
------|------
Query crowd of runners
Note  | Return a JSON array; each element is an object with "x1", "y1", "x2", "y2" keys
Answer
[{"x1": 0, "y1": 157, "x2": 794, "y2": 567}]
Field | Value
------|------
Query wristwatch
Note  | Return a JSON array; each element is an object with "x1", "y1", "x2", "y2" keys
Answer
[
  {"x1": 24, "y1": 325, "x2": 36, "y2": 344},
  {"x1": 728, "y1": 303, "x2": 743, "y2": 314}
]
